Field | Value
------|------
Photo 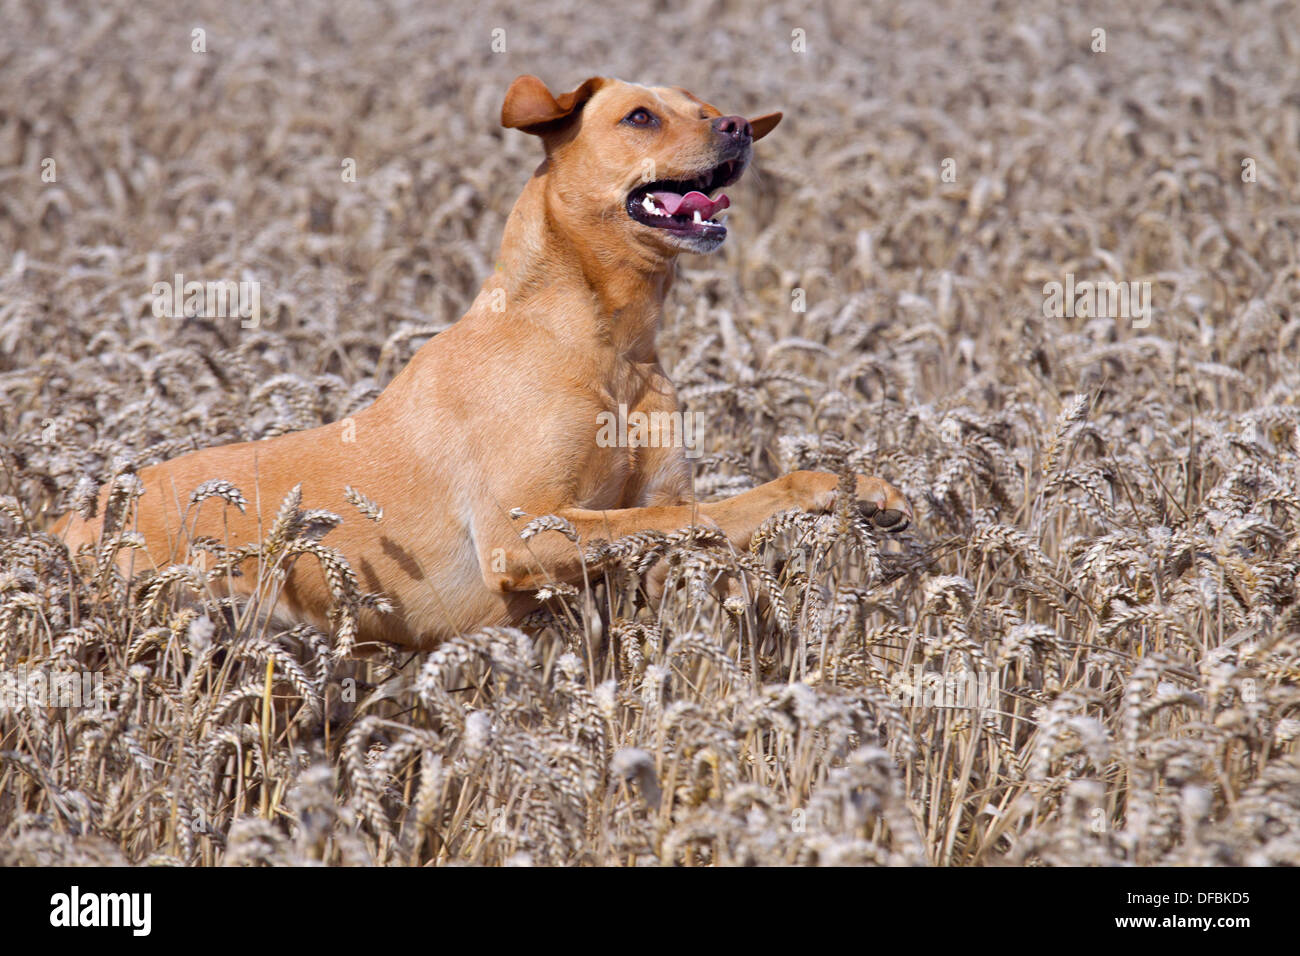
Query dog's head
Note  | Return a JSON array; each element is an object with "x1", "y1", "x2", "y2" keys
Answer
[{"x1": 502, "y1": 75, "x2": 781, "y2": 256}]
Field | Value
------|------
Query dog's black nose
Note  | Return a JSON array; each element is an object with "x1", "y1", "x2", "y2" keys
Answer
[{"x1": 712, "y1": 115, "x2": 752, "y2": 141}]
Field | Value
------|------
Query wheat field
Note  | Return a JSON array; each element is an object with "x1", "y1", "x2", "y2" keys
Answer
[{"x1": 1, "y1": 0, "x2": 1299, "y2": 866}]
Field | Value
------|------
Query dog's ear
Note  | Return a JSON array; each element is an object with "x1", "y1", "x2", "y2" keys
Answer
[
  {"x1": 502, "y1": 75, "x2": 607, "y2": 136},
  {"x1": 749, "y1": 111, "x2": 782, "y2": 142}
]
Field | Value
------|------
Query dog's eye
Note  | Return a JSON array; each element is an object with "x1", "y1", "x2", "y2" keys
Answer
[{"x1": 622, "y1": 108, "x2": 658, "y2": 128}]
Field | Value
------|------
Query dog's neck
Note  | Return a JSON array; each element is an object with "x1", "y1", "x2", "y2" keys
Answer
[{"x1": 484, "y1": 176, "x2": 676, "y2": 362}]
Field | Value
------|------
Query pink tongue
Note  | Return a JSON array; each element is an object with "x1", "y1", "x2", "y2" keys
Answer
[{"x1": 652, "y1": 190, "x2": 729, "y2": 219}]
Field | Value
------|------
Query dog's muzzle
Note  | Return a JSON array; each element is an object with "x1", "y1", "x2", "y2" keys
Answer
[{"x1": 626, "y1": 154, "x2": 748, "y2": 243}]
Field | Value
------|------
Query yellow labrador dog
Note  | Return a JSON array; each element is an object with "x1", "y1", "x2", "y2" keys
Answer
[{"x1": 59, "y1": 75, "x2": 912, "y2": 649}]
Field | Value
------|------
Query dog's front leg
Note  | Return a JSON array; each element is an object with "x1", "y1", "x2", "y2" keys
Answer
[{"x1": 475, "y1": 470, "x2": 910, "y2": 593}]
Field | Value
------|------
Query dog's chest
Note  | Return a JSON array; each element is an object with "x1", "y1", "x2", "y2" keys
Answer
[
  {"x1": 573, "y1": 358, "x2": 682, "y2": 508},
  {"x1": 577, "y1": 433, "x2": 638, "y2": 509}
]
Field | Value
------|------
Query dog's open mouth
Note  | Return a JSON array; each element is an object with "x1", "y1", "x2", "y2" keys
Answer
[{"x1": 626, "y1": 158, "x2": 746, "y2": 241}]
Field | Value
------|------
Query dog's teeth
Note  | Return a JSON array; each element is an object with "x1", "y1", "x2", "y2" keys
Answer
[
  {"x1": 642, "y1": 196, "x2": 658, "y2": 214},
  {"x1": 693, "y1": 210, "x2": 704, "y2": 225}
]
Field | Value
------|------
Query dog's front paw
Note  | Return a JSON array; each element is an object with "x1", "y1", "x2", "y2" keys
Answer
[
  {"x1": 793, "y1": 471, "x2": 913, "y2": 533},
  {"x1": 852, "y1": 475, "x2": 913, "y2": 533}
]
